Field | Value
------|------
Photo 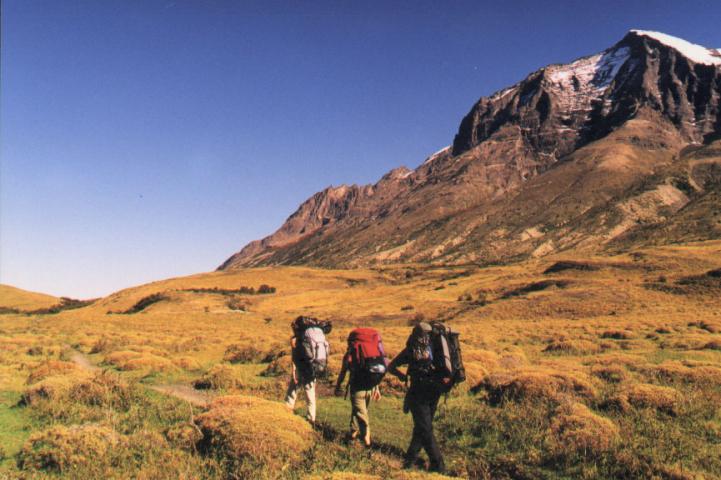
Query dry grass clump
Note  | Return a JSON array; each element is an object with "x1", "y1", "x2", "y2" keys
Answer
[
  {"x1": 173, "y1": 356, "x2": 202, "y2": 370},
  {"x1": 193, "y1": 364, "x2": 243, "y2": 390},
  {"x1": 259, "y1": 356, "x2": 290, "y2": 378},
  {"x1": 607, "y1": 383, "x2": 683, "y2": 415},
  {"x1": 463, "y1": 349, "x2": 500, "y2": 370},
  {"x1": 26, "y1": 360, "x2": 79, "y2": 384},
  {"x1": 645, "y1": 361, "x2": 721, "y2": 385},
  {"x1": 104, "y1": 350, "x2": 174, "y2": 372},
  {"x1": 543, "y1": 339, "x2": 603, "y2": 355},
  {"x1": 70, "y1": 371, "x2": 136, "y2": 408},
  {"x1": 548, "y1": 402, "x2": 619, "y2": 458},
  {"x1": 600, "y1": 330, "x2": 635, "y2": 340},
  {"x1": 195, "y1": 395, "x2": 314, "y2": 471},
  {"x1": 477, "y1": 368, "x2": 596, "y2": 404},
  {"x1": 17, "y1": 424, "x2": 123, "y2": 473},
  {"x1": 222, "y1": 343, "x2": 263, "y2": 364},
  {"x1": 165, "y1": 422, "x2": 203, "y2": 451},
  {"x1": 703, "y1": 339, "x2": 721, "y2": 350},
  {"x1": 591, "y1": 364, "x2": 629, "y2": 383},
  {"x1": 304, "y1": 472, "x2": 455, "y2": 480},
  {"x1": 22, "y1": 372, "x2": 91, "y2": 405}
]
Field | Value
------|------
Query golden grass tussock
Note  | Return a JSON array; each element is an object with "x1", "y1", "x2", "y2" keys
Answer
[
  {"x1": 644, "y1": 361, "x2": 721, "y2": 385},
  {"x1": 17, "y1": 424, "x2": 123, "y2": 473},
  {"x1": 600, "y1": 329, "x2": 636, "y2": 340},
  {"x1": 26, "y1": 360, "x2": 79, "y2": 384},
  {"x1": 195, "y1": 395, "x2": 314, "y2": 470},
  {"x1": 105, "y1": 349, "x2": 175, "y2": 372},
  {"x1": 304, "y1": 473, "x2": 456, "y2": 480},
  {"x1": 590, "y1": 364, "x2": 629, "y2": 383},
  {"x1": 173, "y1": 355, "x2": 203, "y2": 370},
  {"x1": 608, "y1": 383, "x2": 683, "y2": 415},
  {"x1": 22, "y1": 372, "x2": 91, "y2": 405},
  {"x1": 543, "y1": 339, "x2": 603, "y2": 355},
  {"x1": 477, "y1": 367, "x2": 597, "y2": 404},
  {"x1": 193, "y1": 364, "x2": 244, "y2": 390},
  {"x1": 223, "y1": 343, "x2": 263, "y2": 363},
  {"x1": 549, "y1": 402, "x2": 620, "y2": 458}
]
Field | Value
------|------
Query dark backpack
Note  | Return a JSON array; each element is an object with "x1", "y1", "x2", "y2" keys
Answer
[
  {"x1": 347, "y1": 328, "x2": 387, "y2": 389},
  {"x1": 407, "y1": 322, "x2": 465, "y2": 392}
]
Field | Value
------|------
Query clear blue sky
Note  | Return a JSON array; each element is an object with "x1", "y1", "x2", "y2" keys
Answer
[{"x1": 2, "y1": 1, "x2": 720, "y2": 298}]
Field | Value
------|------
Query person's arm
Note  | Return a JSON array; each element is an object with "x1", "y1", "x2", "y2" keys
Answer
[
  {"x1": 388, "y1": 347, "x2": 410, "y2": 382},
  {"x1": 334, "y1": 351, "x2": 350, "y2": 396},
  {"x1": 290, "y1": 336, "x2": 297, "y2": 383}
]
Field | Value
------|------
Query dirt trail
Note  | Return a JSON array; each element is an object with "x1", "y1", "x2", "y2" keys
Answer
[
  {"x1": 149, "y1": 384, "x2": 213, "y2": 407},
  {"x1": 67, "y1": 348, "x2": 213, "y2": 408}
]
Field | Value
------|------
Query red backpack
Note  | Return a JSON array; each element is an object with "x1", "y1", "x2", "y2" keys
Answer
[{"x1": 347, "y1": 328, "x2": 387, "y2": 389}]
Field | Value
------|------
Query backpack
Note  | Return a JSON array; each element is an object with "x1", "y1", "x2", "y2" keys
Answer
[
  {"x1": 347, "y1": 328, "x2": 387, "y2": 389},
  {"x1": 293, "y1": 316, "x2": 331, "y2": 380},
  {"x1": 407, "y1": 321, "x2": 465, "y2": 392}
]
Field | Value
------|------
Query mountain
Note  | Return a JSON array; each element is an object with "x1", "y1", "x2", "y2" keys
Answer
[{"x1": 220, "y1": 30, "x2": 721, "y2": 270}]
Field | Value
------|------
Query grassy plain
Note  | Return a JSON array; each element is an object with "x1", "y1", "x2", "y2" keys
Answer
[{"x1": 0, "y1": 240, "x2": 720, "y2": 479}]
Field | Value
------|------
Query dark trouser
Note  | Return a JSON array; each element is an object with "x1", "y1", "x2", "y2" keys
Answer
[{"x1": 405, "y1": 387, "x2": 444, "y2": 472}]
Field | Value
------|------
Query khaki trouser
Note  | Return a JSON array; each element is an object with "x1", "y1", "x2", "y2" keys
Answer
[
  {"x1": 350, "y1": 389, "x2": 372, "y2": 443},
  {"x1": 285, "y1": 377, "x2": 316, "y2": 422}
]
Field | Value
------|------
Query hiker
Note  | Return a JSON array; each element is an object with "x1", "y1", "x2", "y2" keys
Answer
[
  {"x1": 334, "y1": 327, "x2": 388, "y2": 447},
  {"x1": 388, "y1": 321, "x2": 465, "y2": 473},
  {"x1": 285, "y1": 316, "x2": 331, "y2": 425}
]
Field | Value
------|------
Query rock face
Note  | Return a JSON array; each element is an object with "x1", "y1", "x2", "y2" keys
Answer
[{"x1": 220, "y1": 31, "x2": 721, "y2": 270}]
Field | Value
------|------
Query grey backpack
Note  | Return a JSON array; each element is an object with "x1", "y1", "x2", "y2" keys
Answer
[{"x1": 302, "y1": 326, "x2": 330, "y2": 379}]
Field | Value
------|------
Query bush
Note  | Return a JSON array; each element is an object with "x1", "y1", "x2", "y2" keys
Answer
[
  {"x1": 18, "y1": 424, "x2": 123, "y2": 473},
  {"x1": 120, "y1": 293, "x2": 168, "y2": 314},
  {"x1": 475, "y1": 368, "x2": 597, "y2": 405},
  {"x1": 195, "y1": 395, "x2": 314, "y2": 475},
  {"x1": 257, "y1": 284, "x2": 276, "y2": 294}
]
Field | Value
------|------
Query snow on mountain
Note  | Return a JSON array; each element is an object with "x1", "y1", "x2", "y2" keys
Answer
[{"x1": 631, "y1": 30, "x2": 721, "y2": 66}]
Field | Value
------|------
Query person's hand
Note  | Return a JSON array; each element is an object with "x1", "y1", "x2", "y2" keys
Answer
[
  {"x1": 334, "y1": 385, "x2": 343, "y2": 397},
  {"x1": 442, "y1": 377, "x2": 452, "y2": 385},
  {"x1": 371, "y1": 387, "x2": 382, "y2": 401},
  {"x1": 292, "y1": 371, "x2": 298, "y2": 384}
]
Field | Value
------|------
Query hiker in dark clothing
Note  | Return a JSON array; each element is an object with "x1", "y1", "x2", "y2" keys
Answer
[{"x1": 388, "y1": 322, "x2": 449, "y2": 473}]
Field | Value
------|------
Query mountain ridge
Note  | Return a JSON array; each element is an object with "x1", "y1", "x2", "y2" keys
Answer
[{"x1": 220, "y1": 30, "x2": 721, "y2": 270}]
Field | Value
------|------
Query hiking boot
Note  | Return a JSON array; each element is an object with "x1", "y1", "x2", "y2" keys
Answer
[{"x1": 429, "y1": 461, "x2": 446, "y2": 474}]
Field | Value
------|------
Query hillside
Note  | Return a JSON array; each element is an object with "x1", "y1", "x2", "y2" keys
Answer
[
  {"x1": 0, "y1": 284, "x2": 59, "y2": 311},
  {"x1": 1, "y1": 241, "x2": 720, "y2": 478},
  {"x1": 221, "y1": 30, "x2": 721, "y2": 270}
]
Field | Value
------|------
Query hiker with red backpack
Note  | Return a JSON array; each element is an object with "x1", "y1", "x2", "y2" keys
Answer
[
  {"x1": 285, "y1": 316, "x2": 331, "y2": 425},
  {"x1": 334, "y1": 327, "x2": 388, "y2": 447},
  {"x1": 388, "y1": 321, "x2": 465, "y2": 474}
]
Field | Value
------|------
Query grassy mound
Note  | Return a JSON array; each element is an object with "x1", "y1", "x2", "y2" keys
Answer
[
  {"x1": 193, "y1": 364, "x2": 244, "y2": 390},
  {"x1": 26, "y1": 360, "x2": 79, "y2": 384},
  {"x1": 476, "y1": 368, "x2": 597, "y2": 404},
  {"x1": 549, "y1": 402, "x2": 620, "y2": 458},
  {"x1": 18, "y1": 424, "x2": 122, "y2": 473},
  {"x1": 195, "y1": 395, "x2": 314, "y2": 473},
  {"x1": 607, "y1": 383, "x2": 683, "y2": 415}
]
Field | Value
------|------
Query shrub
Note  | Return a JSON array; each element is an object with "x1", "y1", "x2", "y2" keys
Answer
[
  {"x1": 120, "y1": 293, "x2": 168, "y2": 314},
  {"x1": 259, "y1": 357, "x2": 290, "y2": 378},
  {"x1": 195, "y1": 395, "x2": 314, "y2": 474},
  {"x1": 257, "y1": 284, "x2": 276, "y2": 294},
  {"x1": 601, "y1": 330, "x2": 635, "y2": 340},
  {"x1": 18, "y1": 424, "x2": 123, "y2": 473},
  {"x1": 226, "y1": 297, "x2": 247, "y2": 311}
]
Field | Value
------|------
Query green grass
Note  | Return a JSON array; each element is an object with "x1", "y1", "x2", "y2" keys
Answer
[{"x1": 0, "y1": 391, "x2": 33, "y2": 469}]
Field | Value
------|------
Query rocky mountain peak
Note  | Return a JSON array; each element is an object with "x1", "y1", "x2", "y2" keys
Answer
[{"x1": 220, "y1": 31, "x2": 721, "y2": 270}]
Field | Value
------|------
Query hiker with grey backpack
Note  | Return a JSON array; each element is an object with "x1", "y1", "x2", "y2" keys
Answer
[
  {"x1": 285, "y1": 316, "x2": 331, "y2": 425},
  {"x1": 388, "y1": 321, "x2": 465, "y2": 474}
]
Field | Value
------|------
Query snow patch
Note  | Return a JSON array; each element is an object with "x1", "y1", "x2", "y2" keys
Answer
[
  {"x1": 422, "y1": 146, "x2": 451, "y2": 165},
  {"x1": 631, "y1": 30, "x2": 721, "y2": 66}
]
